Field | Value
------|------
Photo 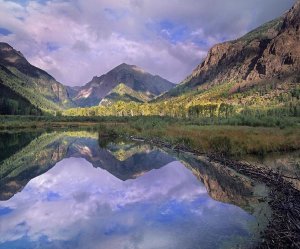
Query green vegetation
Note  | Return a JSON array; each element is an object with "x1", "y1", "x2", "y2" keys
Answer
[
  {"x1": 96, "y1": 117, "x2": 300, "y2": 157},
  {"x1": 63, "y1": 81, "x2": 300, "y2": 128},
  {"x1": 2, "y1": 78, "x2": 299, "y2": 158},
  {"x1": 100, "y1": 83, "x2": 152, "y2": 106},
  {"x1": 0, "y1": 67, "x2": 62, "y2": 114},
  {"x1": 238, "y1": 17, "x2": 283, "y2": 43},
  {"x1": 0, "y1": 115, "x2": 128, "y2": 130},
  {"x1": 2, "y1": 115, "x2": 299, "y2": 157},
  {"x1": 0, "y1": 83, "x2": 42, "y2": 115}
]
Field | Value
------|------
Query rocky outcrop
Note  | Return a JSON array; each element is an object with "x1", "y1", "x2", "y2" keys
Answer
[
  {"x1": 175, "y1": 1, "x2": 300, "y2": 93},
  {"x1": 251, "y1": 1, "x2": 300, "y2": 82}
]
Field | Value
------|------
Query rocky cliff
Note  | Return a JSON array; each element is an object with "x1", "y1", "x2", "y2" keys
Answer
[{"x1": 167, "y1": 1, "x2": 300, "y2": 96}]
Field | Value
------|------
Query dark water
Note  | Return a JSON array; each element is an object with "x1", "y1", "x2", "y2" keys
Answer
[
  {"x1": 0, "y1": 131, "x2": 270, "y2": 249},
  {"x1": 0, "y1": 132, "x2": 41, "y2": 162}
]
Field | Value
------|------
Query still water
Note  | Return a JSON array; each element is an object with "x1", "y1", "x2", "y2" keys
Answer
[{"x1": 0, "y1": 131, "x2": 270, "y2": 249}]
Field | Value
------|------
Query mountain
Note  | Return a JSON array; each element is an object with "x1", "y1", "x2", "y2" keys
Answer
[
  {"x1": 0, "y1": 43, "x2": 174, "y2": 113},
  {"x1": 99, "y1": 83, "x2": 151, "y2": 106},
  {"x1": 162, "y1": 1, "x2": 300, "y2": 98},
  {"x1": 0, "y1": 42, "x2": 74, "y2": 114},
  {"x1": 70, "y1": 63, "x2": 175, "y2": 107},
  {"x1": 67, "y1": 2, "x2": 299, "y2": 119}
]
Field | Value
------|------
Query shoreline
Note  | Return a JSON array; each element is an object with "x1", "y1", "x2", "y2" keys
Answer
[
  {"x1": 126, "y1": 135, "x2": 300, "y2": 249},
  {"x1": 1, "y1": 124, "x2": 300, "y2": 247}
]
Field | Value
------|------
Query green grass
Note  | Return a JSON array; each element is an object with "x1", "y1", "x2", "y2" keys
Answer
[
  {"x1": 1, "y1": 115, "x2": 299, "y2": 157},
  {"x1": 94, "y1": 117, "x2": 300, "y2": 157}
]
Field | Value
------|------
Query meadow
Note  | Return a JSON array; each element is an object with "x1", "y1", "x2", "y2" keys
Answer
[{"x1": 1, "y1": 115, "x2": 299, "y2": 157}]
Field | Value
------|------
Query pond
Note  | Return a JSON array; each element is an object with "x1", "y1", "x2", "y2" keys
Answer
[{"x1": 0, "y1": 131, "x2": 271, "y2": 249}]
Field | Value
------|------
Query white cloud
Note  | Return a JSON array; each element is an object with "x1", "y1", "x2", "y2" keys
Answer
[{"x1": 0, "y1": 0, "x2": 296, "y2": 85}]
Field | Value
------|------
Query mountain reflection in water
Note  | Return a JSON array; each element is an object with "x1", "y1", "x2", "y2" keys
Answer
[{"x1": 0, "y1": 131, "x2": 270, "y2": 249}]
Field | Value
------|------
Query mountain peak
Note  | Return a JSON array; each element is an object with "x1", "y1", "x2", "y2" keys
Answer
[
  {"x1": 118, "y1": 62, "x2": 132, "y2": 67},
  {"x1": 109, "y1": 63, "x2": 150, "y2": 75},
  {"x1": 72, "y1": 63, "x2": 174, "y2": 107},
  {"x1": 113, "y1": 63, "x2": 131, "y2": 71},
  {"x1": 113, "y1": 63, "x2": 133, "y2": 70}
]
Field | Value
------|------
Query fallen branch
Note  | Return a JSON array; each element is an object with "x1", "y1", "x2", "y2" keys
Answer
[{"x1": 127, "y1": 135, "x2": 300, "y2": 249}]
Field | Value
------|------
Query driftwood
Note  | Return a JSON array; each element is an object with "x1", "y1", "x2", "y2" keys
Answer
[
  {"x1": 127, "y1": 135, "x2": 300, "y2": 249},
  {"x1": 208, "y1": 155, "x2": 300, "y2": 249}
]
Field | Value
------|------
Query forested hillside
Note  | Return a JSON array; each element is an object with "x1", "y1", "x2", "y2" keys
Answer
[
  {"x1": 0, "y1": 81, "x2": 42, "y2": 115},
  {"x1": 0, "y1": 43, "x2": 74, "y2": 114}
]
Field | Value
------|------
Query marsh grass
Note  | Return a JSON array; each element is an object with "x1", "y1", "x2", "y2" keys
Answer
[
  {"x1": 161, "y1": 125, "x2": 299, "y2": 156},
  {"x1": 1, "y1": 115, "x2": 299, "y2": 157},
  {"x1": 97, "y1": 119, "x2": 300, "y2": 157}
]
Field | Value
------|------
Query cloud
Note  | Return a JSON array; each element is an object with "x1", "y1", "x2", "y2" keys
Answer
[{"x1": 0, "y1": 0, "x2": 296, "y2": 85}]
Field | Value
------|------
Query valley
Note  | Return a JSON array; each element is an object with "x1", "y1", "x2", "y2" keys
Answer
[{"x1": 0, "y1": 1, "x2": 300, "y2": 248}]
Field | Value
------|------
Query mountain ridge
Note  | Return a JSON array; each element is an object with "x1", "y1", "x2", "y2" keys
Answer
[
  {"x1": 70, "y1": 63, "x2": 175, "y2": 107},
  {"x1": 0, "y1": 42, "x2": 74, "y2": 113},
  {"x1": 160, "y1": 1, "x2": 300, "y2": 99},
  {"x1": 0, "y1": 42, "x2": 174, "y2": 112},
  {"x1": 1, "y1": 1, "x2": 299, "y2": 115}
]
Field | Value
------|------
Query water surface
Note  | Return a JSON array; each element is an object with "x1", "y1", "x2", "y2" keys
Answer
[{"x1": 0, "y1": 131, "x2": 270, "y2": 249}]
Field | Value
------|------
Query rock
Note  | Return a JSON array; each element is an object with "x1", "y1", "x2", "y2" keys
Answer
[{"x1": 173, "y1": 1, "x2": 300, "y2": 94}]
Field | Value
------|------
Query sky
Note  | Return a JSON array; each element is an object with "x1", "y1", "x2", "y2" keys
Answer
[{"x1": 0, "y1": 0, "x2": 296, "y2": 86}]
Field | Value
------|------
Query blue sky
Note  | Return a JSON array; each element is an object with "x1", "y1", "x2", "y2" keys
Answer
[
  {"x1": 0, "y1": 27, "x2": 12, "y2": 36},
  {"x1": 0, "y1": 0, "x2": 296, "y2": 85}
]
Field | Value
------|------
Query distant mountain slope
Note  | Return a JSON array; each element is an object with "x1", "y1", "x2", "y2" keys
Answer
[
  {"x1": 0, "y1": 43, "x2": 74, "y2": 113},
  {"x1": 70, "y1": 63, "x2": 174, "y2": 107},
  {"x1": 162, "y1": 1, "x2": 300, "y2": 98},
  {"x1": 99, "y1": 83, "x2": 151, "y2": 106}
]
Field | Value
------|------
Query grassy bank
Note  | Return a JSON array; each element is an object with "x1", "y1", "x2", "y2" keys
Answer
[
  {"x1": 98, "y1": 117, "x2": 300, "y2": 157},
  {"x1": 0, "y1": 115, "x2": 127, "y2": 130},
  {"x1": 1, "y1": 114, "x2": 300, "y2": 128},
  {"x1": 1, "y1": 115, "x2": 299, "y2": 156}
]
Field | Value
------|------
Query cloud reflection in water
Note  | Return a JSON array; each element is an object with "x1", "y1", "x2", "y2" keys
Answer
[{"x1": 0, "y1": 157, "x2": 256, "y2": 249}]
